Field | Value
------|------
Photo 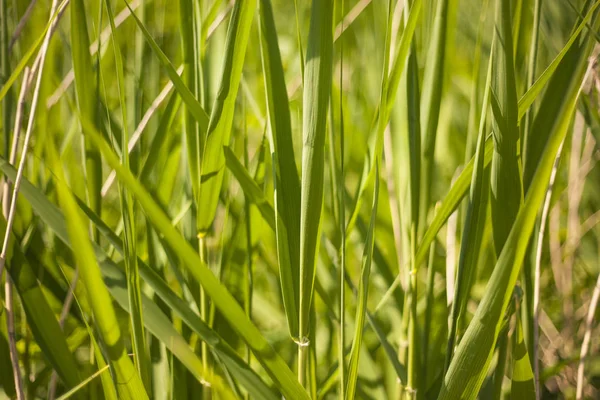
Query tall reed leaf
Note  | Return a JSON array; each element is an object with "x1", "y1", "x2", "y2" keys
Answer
[
  {"x1": 298, "y1": 0, "x2": 334, "y2": 384},
  {"x1": 196, "y1": 0, "x2": 257, "y2": 235},
  {"x1": 446, "y1": 38, "x2": 494, "y2": 368},
  {"x1": 0, "y1": 157, "x2": 279, "y2": 399},
  {"x1": 419, "y1": 0, "x2": 451, "y2": 232},
  {"x1": 258, "y1": 0, "x2": 302, "y2": 341},
  {"x1": 70, "y1": 0, "x2": 101, "y2": 240},
  {"x1": 490, "y1": 0, "x2": 521, "y2": 253},
  {"x1": 103, "y1": 0, "x2": 149, "y2": 389}
]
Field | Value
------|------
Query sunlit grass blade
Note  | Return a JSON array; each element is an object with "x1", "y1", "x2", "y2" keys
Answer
[
  {"x1": 179, "y1": 0, "x2": 201, "y2": 204},
  {"x1": 258, "y1": 0, "x2": 302, "y2": 341},
  {"x1": 102, "y1": 0, "x2": 149, "y2": 389},
  {"x1": 0, "y1": 0, "x2": 68, "y2": 102},
  {"x1": 511, "y1": 315, "x2": 535, "y2": 399},
  {"x1": 522, "y1": 0, "x2": 600, "y2": 191},
  {"x1": 419, "y1": 0, "x2": 452, "y2": 232},
  {"x1": 445, "y1": 36, "x2": 494, "y2": 369},
  {"x1": 489, "y1": 0, "x2": 521, "y2": 253},
  {"x1": 70, "y1": 0, "x2": 101, "y2": 241},
  {"x1": 346, "y1": 0, "x2": 422, "y2": 235},
  {"x1": 298, "y1": 0, "x2": 334, "y2": 386},
  {"x1": 345, "y1": 164, "x2": 379, "y2": 400},
  {"x1": 49, "y1": 148, "x2": 148, "y2": 400},
  {"x1": 196, "y1": 0, "x2": 257, "y2": 235}
]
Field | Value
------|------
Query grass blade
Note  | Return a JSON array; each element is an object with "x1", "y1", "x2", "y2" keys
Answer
[
  {"x1": 102, "y1": 0, "x2": 149, "y2": 389},
  {"x1": 297, "y1": 0, "x2": 334, "y2": 386},
  {"x1": 489, "y1": 0, "x2": 521, "y2": 253},
  {"x1": 70, "y1": 0, "x2": 101, "y2": 241},
  {"x1": 123, "y1": 0, "x2": 209, "y2": 133},
  {"x1": 196, "y1": 0, "x2": 257, "y2": 235},
  {"x1": 345, "y1": 165, "x2": 379, "y2": 399},
  {"x1": 511, "y1": 315, "x2": 535, "y2": 399},
  {"x1": 258, "y1": 0, "x2": 302, "y2": 341}
]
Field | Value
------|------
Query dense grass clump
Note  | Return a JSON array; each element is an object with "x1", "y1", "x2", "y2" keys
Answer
[{"x1": 0, "y1": 0, "x2": 600, "y2": 399}]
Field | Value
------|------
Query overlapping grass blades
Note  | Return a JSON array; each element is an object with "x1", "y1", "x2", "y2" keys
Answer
[
  {"x1": 74, "y1": 113, "x2": 309, "y2": 399},
  {"x1": 196, "y1": 0, "x2": 256, "y2": 235},
  {"x1": 50, "y1": 146, "x2": 148, "y2": 400},
  {"x1": 439, "y1": 4, "x2": 598, "y2": 398},
  {"x1": 0, "y1": 157, "x2": 279, "y2": 400}
]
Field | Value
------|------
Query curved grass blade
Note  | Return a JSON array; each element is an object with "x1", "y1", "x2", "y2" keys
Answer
[
  {"x1": 346, "y1": 0, "x2": 422, "y2": 235},
  {"x1": 258, "y1": 0, "x2": 302, "y2": 340},
  {"x1": 50, "y1": 148, "x2": 148, "y2": 400},
  {"x1": 297, "y1": 0, "x2": 334, "y2": 385},
  {"x1": 196, "y1": 0, "x2": 257, "y2": 235}
]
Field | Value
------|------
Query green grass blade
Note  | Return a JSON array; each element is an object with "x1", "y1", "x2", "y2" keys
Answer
[
  {"x1": 179, "y1": 0, "x2": 201, "y2": 203},
  {"x1": 445, "y1": 37, "x2": 494, "y2": 369},
  {"x1": 196, "y1": 0, "x2": 257, "y2": 235},
  {"x1": 511, "y1": 315, "x2": 535, "y2": 399},
  {"x1": 258, "y1": 0, "x2": 302, "y2": 340},
  {"x1": 522, "y1": 0, "x2": 599, "y2": 191},
  {"x1": 489, "y1": 0, "x2": 521, "y2": 253},
  {"x1": 346, "y1": 0, "x2": 422, "y2": 235},
  {"x1": 0, "y1": 218, "x2": 82, "y2": 392},
  {"x1": 56, "y1": 366, "x2": 109, "y2": 400},
  {"x1": 102, "y1": 0, "x2": 149, "y2": 389},
  {"x1": 298, "y1": 0, "x2": 334, "y2": 385},
  {"x1": 345, "y1": 165, "x2": 379, "y2": 400},
  {"x1": 0, "y1": 0, "x2": 67, "y2": 102},
  {"x1": 123, "y1": 0, "x2": 209, "y2": 133},
  {"x1": 50, "y1": 149, "x2": 148, "y2": 400},
  {"x1": 223, "y1": 146, "x2": 276, "y2": 230},
  {"x1": 419, "y1": 0, "x2": 451, "y2": 232},
  {"x1": 70, "y1": 0, "x2": 101, "y2": 240}
]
